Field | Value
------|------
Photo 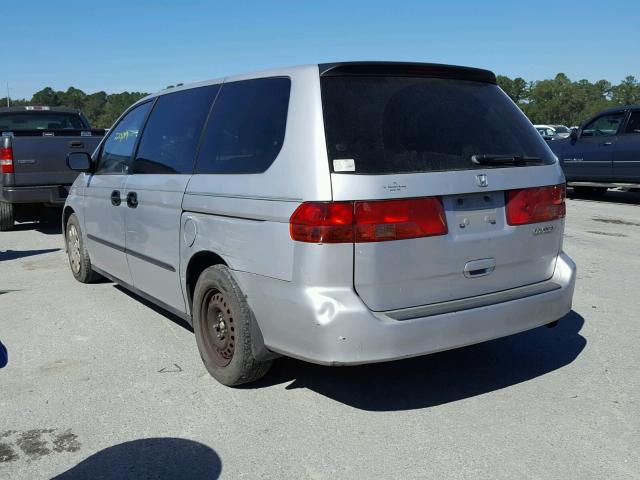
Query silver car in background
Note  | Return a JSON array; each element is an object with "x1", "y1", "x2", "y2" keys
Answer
[
  {"x1": 63, "y1": 62, "x2": 576, "y2": 386},
  {"x1": 534, "y1": 124, "x2": 572, "y2": 140}
]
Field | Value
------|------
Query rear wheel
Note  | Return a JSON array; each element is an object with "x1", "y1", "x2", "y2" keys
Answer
[
  {"x1": 66, "y1": 213, "x2": 101, "y2": 283},
  {"x1": 193, "y1": 265, "x2": 271, "y2": 386},
  {"x1": 0, "y1": 202, "x2": 14, "y2": 231}
]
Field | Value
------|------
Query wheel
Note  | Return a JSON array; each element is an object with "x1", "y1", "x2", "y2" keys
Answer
[
  {"x1": 66, "y1": 213, "x2": 101, "y2": 283},
  {"x1": 193, "y1": 265, "x2": 271, "y2": 386},
  {"x1": 0, "y1": 202, "x2": 14, "y2": 231}
]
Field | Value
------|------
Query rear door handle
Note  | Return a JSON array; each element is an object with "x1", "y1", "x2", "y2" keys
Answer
[
  {"x1": 69, "y1": 141, "x2": 84, "y2": 148},
  {"x1": 602, "y1": 141, "x2": 613, "y2": 146},
  {"x1": 110, "y1": 190, "x2": 121, "y2": 206},
  {"x1": 464, "y1": 258, "x2": 496, "y2": 278},
  {"x1": 126, "y1": 191, "x2": 138, "y2": 208}
]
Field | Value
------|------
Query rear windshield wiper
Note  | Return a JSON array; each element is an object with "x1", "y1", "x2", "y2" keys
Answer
[{"x1": 471, "y1": 154, "x2": 544, "y2": 166}]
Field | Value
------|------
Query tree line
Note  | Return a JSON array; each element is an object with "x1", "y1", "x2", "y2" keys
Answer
[
  {"x1": 1, "y1": 74, "x2": 639, "y2": 129},
  {"x1": 497, "y1": 74, "x2": 640, "y2": 126},
  {"x1": 0, "y1": 87, "x2": 149, "y2": 129}
]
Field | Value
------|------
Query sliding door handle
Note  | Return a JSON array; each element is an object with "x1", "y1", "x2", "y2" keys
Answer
[
  {"x1": 126, "y1": 191, "x2": 138, "y2": 208},
  {"x1": 110, "y1": 190, "x2": 121, "y2": 206}
]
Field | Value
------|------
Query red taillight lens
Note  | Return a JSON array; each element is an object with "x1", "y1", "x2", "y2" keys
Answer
[
  {"x1": 0, "y1": 146, "x2": 14, "y2": 174},
  {"x1": 506, "y1": 184, "x2": 566, "y2": 225},
  {"x1": 290, "y1": 197, "x2": 448, "y2": 243},
  {"x1": 289, "y1": 201, "x2": 354, "y2": 243},
  {"x1": 355, "y1": 198, "x2": 447, "y2": 242}
]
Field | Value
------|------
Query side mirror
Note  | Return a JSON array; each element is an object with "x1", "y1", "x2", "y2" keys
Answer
[
  {"x1": 67, "y1": 152, "x2": 93, "y2": 172},
  {"x1": 569, "y1": 128, "x2": 579, "y2": 140}
]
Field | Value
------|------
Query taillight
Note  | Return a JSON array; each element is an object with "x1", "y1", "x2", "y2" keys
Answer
[
  {"x1": 290, "y1": 197, "x2": 448, "y2": 243},
  {"x1": 0, "y1": 146, "x2": 13, "y2": 174},
  {"x1": 289, "y1": 202, "x2": 354, "y2": 243},
  {"x1": 506, "y1": 184, "x2": 566, "y2": 225},
  {"x1": 355, "y1": 198, "x2": 447, "y2": 241}
]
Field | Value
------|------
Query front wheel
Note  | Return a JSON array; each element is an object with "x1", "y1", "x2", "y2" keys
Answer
[
  {"x1": 66, "y1": 213, "x2": 101, "y2": 283},
  {"x1": 193, "y1": 265, "x2": 271, "y2": 386}
]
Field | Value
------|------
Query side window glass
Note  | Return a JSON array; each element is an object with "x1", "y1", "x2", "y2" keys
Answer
[
  {"x1": 196, "y1": 78, "x2": 291, "y2": 174},
  {"x1": 624, "y1": 111, "x2": 640, "y2": 134},
  {"x1": 96, "y1": 102, "x2": 152, "y2": 174},
  {"x1": 132, "y1": 86, "x2": 219, "y2": 174},
  {"x1": 581, "y1": 113, "x2": 625, "y2": 137}
]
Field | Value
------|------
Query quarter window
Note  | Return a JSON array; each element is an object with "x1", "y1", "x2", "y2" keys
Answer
[
  {"x1": 195, "y1": 78, "x2": 291, "y2": 174},
  {"x1": 581, "y1": 113, "x2": 625, "y2": 137},
  {"x1": 133, "y1": 86, "x2": 220, "y2": 174},
  {"x1": 96, "y1": 102, "x2": 152, "y2": 175},
  {"x1": 624, "y1": 111, "x2": 640, "y2": 134}
]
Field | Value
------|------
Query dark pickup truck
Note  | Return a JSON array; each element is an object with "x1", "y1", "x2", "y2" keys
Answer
[
  {"x1": 0, "y1": 106, "x2": 105, "y2": 230},
  {"x1": 549, "y1": 105, "x2": 640, "y2": 196}
]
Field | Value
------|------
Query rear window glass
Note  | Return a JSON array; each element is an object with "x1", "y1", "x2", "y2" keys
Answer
[
  {"x1": 321, "y1": 76, "x2": 555, "y2": 174},
  {"x1": 133, "y1": 85, "x2": 220, "y2": 174},
  {"x1": 0, "y1": 112, "x2": 86, "y2": 131},
  {"x1": 195, "y1": 77, "x2": 290, "y2": 174}
]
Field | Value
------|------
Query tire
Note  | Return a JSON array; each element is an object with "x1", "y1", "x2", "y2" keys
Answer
[
  {"x1": 65, "y1": 213, "x2": 101, "y2": 283},
  {"x1": 193, "y1": 265, "x2": 271, "y2": 386},
  {"x1": 0, "y1": 202, "x2": 14, "y2": 231}
]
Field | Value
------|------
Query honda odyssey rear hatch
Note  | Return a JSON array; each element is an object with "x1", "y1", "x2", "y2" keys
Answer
[{"x1": 319, "y1": 63, "x2": 565, "y2": 312}]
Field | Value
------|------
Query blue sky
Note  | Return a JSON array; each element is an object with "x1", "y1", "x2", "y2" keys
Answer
[{"x1": 5, "y1": 0, "x2": 640, "y2": 99}]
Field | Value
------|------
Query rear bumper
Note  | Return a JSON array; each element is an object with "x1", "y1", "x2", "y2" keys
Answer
[
  {"x1": 0, "y1": 185, "x2": 70, "y2": 205},
  {"x1": 234, "y1": 252, "x2": 576, "y2": 365}
]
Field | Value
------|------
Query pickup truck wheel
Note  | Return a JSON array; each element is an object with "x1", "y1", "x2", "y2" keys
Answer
[
  {"x1": 66, "y1": 213, "x2": 101, "y2": 283},
  {"x1": 0, "y1": 202, "x2": 14, "y2": 231},
  {"x1": 193, "y1": 265, "x2": 271, "y2": 386}
]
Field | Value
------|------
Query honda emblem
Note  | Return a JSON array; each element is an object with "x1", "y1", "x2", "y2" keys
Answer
[{"x1": 476, "y1": 174, "x2": 488, "y2": 188}]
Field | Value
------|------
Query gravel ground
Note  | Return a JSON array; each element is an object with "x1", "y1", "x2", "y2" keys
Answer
[{"x1": 1, "y1": 190, "x2": 639, "y2": 479}]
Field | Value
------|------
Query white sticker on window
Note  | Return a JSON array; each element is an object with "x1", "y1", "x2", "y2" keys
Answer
[{"x1": 333, "y1": 158, "x2": 355, "y2": 172}]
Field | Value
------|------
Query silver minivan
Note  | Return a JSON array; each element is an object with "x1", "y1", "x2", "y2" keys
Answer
[{"x1": 63, "y1": 62, "x2": 576, "y2": 386}]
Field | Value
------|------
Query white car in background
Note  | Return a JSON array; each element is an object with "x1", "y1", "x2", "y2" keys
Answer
[{"x1": 534, "y1": 124, "x2": 572, "y2": 139}]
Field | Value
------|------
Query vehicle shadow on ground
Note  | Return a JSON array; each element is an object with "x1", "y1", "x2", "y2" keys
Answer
[
  {"x1": 253, "y1": 310, "x2": 586, "y2": 411},
  {"x1": 113, "y1": 285, "x2": 193, "y2": 332},
  {"x1": 0, "y1": 340, "x2": 7, "y2": 368},
  {"x1": 52, "y1": 438, "x2": 221, "y2": 479},
  {"x1": 568, "y1": 189, "x2": 640, "y2": 205},
  {"x1": 0, "y1": 248, "x2": 60, "y2": 262},
  {"x1": 11, "y1": 221, "x2": 62, "y2": 235}
]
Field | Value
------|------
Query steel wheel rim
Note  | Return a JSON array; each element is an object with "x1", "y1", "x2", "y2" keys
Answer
[
  {"x1": 67, "y1": 224, "x2": 81, "y2": 274},
  {"x1": 202, "y1": 290, "x2": 235, "y2": 367}
]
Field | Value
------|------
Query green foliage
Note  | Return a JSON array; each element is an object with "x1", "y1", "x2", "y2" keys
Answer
[
  {"x1": 497, "y1": 73, "x2": 640, "y2": 126},
  {"x1": 496, "y1": 75, "x2": 529, "y2": 104},
  {"x1": 0, "y1": 87, "x2": 149, "y2": 128},
  {"x1": 2, "y1": 74, "x2": 639, "y2": 129}
]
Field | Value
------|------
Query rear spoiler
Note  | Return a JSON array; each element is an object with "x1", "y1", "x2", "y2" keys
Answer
[
  {"x1": 319, "y1": 62, "x2": 497, "y2": 84},
  {"x1": 0, "y1": 129, "x2": 106, "y2": 138}
]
